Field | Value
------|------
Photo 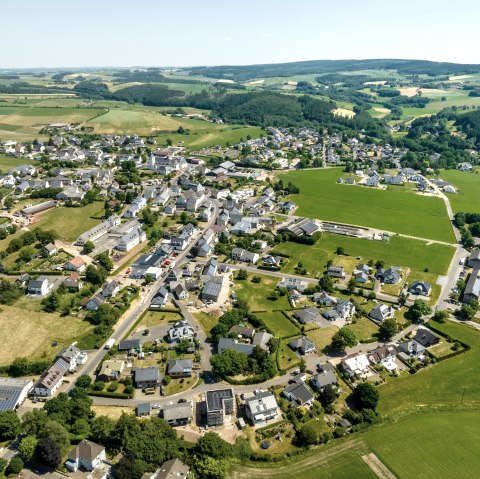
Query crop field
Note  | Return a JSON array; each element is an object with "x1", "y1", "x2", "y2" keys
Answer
[
  {"x1": 0, "y1": 296, "x2": 93, "y2": 366},
  {"x1": 0, "y1": 105, "x2": 103, "y2": 140},
  {"x1": 233, "y1": 274, "x2": 291, "y2": 311},
  {"x1": 378, "y1": 321, "x2": 480, "y2": 415},
  {"x1": 273, "y1": 234, "x2": 454, "y2": 277},
  {"x1": 401, "y1": 94, "x2": 480, "y2": 120},
  {"x1": 280, "y1": 169, "x2": 455, "y2": 242},
  {"x1": 440, "y1": 170, "x2": 480, "y2": 214},
  {"x1": 34, "y1": 202, "x2": 104, "y2": 242},
  {"x1": 255, "y1": 311, "x2": 299, "y2": 337}
]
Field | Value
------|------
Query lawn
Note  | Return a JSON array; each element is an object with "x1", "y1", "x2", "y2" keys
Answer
[
  {"x1": 34, "y1": 202, "x2": 105, "y2": 242},
  {"x1": 0, "y1": 154, "x2": 32, "y2": 172},
  {"x1": 194, "y1": 312, "x2": 220, "y2": 333},
  {"x1": 378, "y1": 321, "x2": 480, "y2": 416},
  {"x1": 440, "y1": 170, "x2": 480, "y2": 214},
  {"x1": 256, "y1": 311, "x2": 299, "y2": 337},
  {"x1": 0, "y1": 297, "x2": 93, "y2": 366},
  {"x1": 348, "y1": 318, "x2": 379, "y2": 342},
  {"x1": 306, "y1": 326, "x2": 338, "y2": 351},
  {"x1": 139, "y1": 310, "x2": 182, "y2": 328},
  {"x1": 280, "y1": 168, "x2": 455, "y2": 243},
  {"x1": 277, "y1": 339, "x2": 301, "y2": 370},
  {"x1": 273, "y1": 234, "x2": 454, "y2": 277},
  {"x1": 234, "y1": 274, "x2": 291, "y2": 312}
]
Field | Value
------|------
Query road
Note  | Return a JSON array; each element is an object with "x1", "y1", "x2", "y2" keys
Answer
[{"x1": 67, "y1": 200, "x2": 219, "y2": 390}]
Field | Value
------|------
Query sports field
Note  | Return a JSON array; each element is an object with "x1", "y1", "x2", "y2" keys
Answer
[
  {"x1": 280, "y1": 169, "x2": 454, "y2": 243},
  {"x1": 273, "y1": 234, "x2": 454, "y2": 277},
  {"x1": 440, "y1": 169, "x2": 480, "y2": 214},
  {"x1": 34, "y1": 202, "x2": 104, "y2": 242}
]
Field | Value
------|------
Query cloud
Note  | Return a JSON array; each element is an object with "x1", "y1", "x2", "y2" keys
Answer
[{"x1": 261, "y1": 32, "x2": 271, "y2": 38}]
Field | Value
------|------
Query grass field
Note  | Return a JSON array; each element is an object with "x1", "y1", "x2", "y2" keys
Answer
[
  {"x1": 280, "y1": 168, "x2": 455, "y2": 243},
  {"x1": 273, "y1": 234, "x2": 454, "y2": 277},
  {"x1": 0, "y1": 154, "x2": 33, "y2": 172},
  {"x1": 0, "y1": 297, "x2": 93, "y2": 366},
  {"x1": 234, "y1": 274, "x2": 291, "y2": 311},
  {"x1": 255, "y1": 311, "x2": 299, "y2": 337},
  {"x1": 34, "y1": 202, "x2": 104, "y2": 242},
  {"x1": 139, "y1": 311, "x2": 182, "y2": 328},
  {"x1": 440, "y1": 170, "x2": 480, "y2": 214},
  {"x1": 277, "y1": 338, "x2": 301, "y2": 370},
  {"x1": 378, "y1": 321, "x2": 480, "y2": 415},
  {"x1": 194, "y1": 312, "x2": 220, "y2": 333},
  {"x1": 306, "y1": 326, "x2": 338, "y2": 351}
]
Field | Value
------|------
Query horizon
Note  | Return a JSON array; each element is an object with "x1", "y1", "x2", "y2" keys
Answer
[{"x1": 1, "y1": 0, "x2": 479, "y2": 68}]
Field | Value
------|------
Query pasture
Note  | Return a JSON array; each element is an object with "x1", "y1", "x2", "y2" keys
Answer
[
  {"x1": 440, "y1": 169, "x2": 480, "y2": 214},
  {"x1": 34, "y1": 202, "x2": 104, "y2": 242},
  {"x1": 0, "y1": 296, "x2": 93, "y2": 366},
  {"x1": 273, "y1": 234, "x2": 454, "y2": 277},
  {"x1": 280, "y1": 168, "x2": 454, "y2": 242}
]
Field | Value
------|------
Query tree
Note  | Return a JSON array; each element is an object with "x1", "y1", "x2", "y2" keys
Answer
[
  {"x1": 195, "y1": 432, "x2": 233, "y2": 460},
  {"x1": 83, "y1": 241, "x2": 95, "y2": 254},
  {"x1": 336, "y1": 246, "x2": 345, "y2": 255},
  {"x1": 318, "y1": 274, "x2": 334, "y2": 293},
  {"x1": 296, "y1": 421, "x2": 321, "y2": 446},
  {"x1": 76, "y1": 374, "x2": 92, "y2": 389},
  {"x1": 319, "y1": 384, "x2": 337, "y2": 407},
  {"x1": 0, "y1": 458, "x2": 6, "y2": 473},
  {"x1": 36, "y1": 436, "x2": 62, "y2": 468},
  {"x1": 459, "y1": 302, "x2": 478, "y2": 320},
  {"x1": 90, "y1": 416, "x2": 115, "y2": 446},
  {"x1": 19, "y1": 246, "x2": 36, "y2": 262},
  {"x1": 407, "y1": 299, "x2": 432, "y2": 322},
  {"x1": 299, "y1": 358, "x2": 306, "y2": 373},
  {"x1": 38, "y1": 420, "x2": 70, "y2": 456},
  {"x1": 350, "y1": 383, "x2": 379, "y2": 411},
  {"x1": 0, "y1": 279, "x2": 23, "y2": 304},
  {"x1": 6, "y1": 456, "x2": 24, "y2": 476},
  {"x1": 85, "y1": 264, "x2": 106, "y2": 285},
  {"x1": 378, "y1": 317, "x2": 398, "y2": 340},
  {"x1": 22, "y1": 409, "x2": 48, "y2": 437},
  {"x1": 193, "y1": 456, "x2": 229, "y2": 479},
  {"x1": 18, "y1": 435, "x2": 38, "y2": 461},
  {"x1": 331, "y1": 327, "x2": 357, "y2": 351},
  {"x1": 432, "y1": 310, "x2": 448, "y2": 323},
  {"x1": 43, "y1": 292, "x2": 60, "y2": 313},
  {"x1": 236, "y1": 269, "x2": 248, "y2": 280},
  {"x1": 347, "y1": 277, "x2": 356, "y2": 294},
  {"x1": 0, "y1": 410, "x2": 21, "y2": 440}
]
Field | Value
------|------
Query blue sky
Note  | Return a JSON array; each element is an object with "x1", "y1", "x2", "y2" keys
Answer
[{"x1": 1, "y1": 0, "x2": 479, "y2": 68}]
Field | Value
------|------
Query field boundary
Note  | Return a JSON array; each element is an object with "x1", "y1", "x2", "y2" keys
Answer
[{"x1": 362, "y1": 453, "x2": 397, "y2": 479}]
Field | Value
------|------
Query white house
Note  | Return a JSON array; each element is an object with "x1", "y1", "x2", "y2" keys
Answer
[{"x1": 65, "y1": 440, "x2": 106, "y2": 472}]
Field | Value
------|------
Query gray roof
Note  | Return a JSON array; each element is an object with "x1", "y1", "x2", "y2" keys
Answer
[
  {"x1": 311, "y1": 370, "x2": 337, "y2": 389},
  {"x1": 162, "y1": 401, "x2": 193, "y2": 422},
  {"x1": 218, "y1": 338, "x2": 254, "y2": 355},
  {"x1": 464, "y1": 268, "x2": 480, "y2": 299},
  {"x1": 118, "y1": 339, "x2": 141, "y2": 351},
  {"x1": 166, "y1": 359, "x2": 192, "y2": 375},
  {"x1": 0, "y1": 377, "x2": 32, "y2": 412},
  {"x1": 283, "y1": 382, "x2": 314, "y2": 405},
  {"x1": 206, "y1": 388, "x2": 234, "y2": 412},
  {"x1": 136, "y1": 403, "x2": 151, "y2": 415},
  {"x1": 134, "y1": 367, "x2": 159, "y2": 382},
  {"x1": 201, "y1": 277, "x2": 223, "y2": 299}
]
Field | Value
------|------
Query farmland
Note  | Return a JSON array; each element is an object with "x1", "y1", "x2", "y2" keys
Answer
[
  {"x1": 273, "y1": 234, "x2": 454, "y2": 277},
  {"x1": 440, "y1": 169, "x2": 480, "y2": 214},
  {"x1": 280, "y1": 168, "x2": 455, "y2": 243},
  {"x1": 34, "y1": 202, "x2": 105, "y2": 242}
]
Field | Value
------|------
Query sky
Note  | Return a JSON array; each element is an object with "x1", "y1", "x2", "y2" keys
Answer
[{"x1": 1, "y1": 0, "x2": 479, "y2": 69}]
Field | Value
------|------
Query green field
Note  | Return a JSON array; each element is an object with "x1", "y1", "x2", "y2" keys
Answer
[
  {"x1": 234, "y1": 274, "x2": 291, "y2": 311},
  {"x1": 255, "y1": 311, "x2": 299, "y2": 337},
  {"x1": 194, "y1": 312, "x2": 220, "y2": 333},
  {"x1": 378, "y1": 321, "x2": 480, "y2": 415},
  {"x1": 280, "y1": 169, "x2": 455, "y2": 243},
  {"x1": 440, "y1": 170, "x2": 480, "y2": 214},
  {"x1": 273, "y1": 234, "x2": 454, "y2": 277},
  {"x1": 0, "y1": 154, "x2": 33, "y2": 172},
  {"x1": 34, "y1": 202, "x2": 104, "y2": 242}
]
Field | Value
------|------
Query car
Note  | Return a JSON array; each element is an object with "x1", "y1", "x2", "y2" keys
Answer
[
  {"x1": 143, "y1": 329, "x2": 150, "y2": 335},
  {"x1": 178, "y1": 398, "x2": 187, "y2": 403},
  {"x1": 292, "y1": 369, "x2": 300, "y2": 375}
]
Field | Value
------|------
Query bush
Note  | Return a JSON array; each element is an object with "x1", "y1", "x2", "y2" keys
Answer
[
  {"x1": 6, "y1": 456, "x2": 24, "y2": 476},
  {"x1": 107, "y1": 382, "x2": 119, "y2": 392}
]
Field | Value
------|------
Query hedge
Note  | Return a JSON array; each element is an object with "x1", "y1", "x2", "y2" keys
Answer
[{"x1": 87, "y1": 390, "x2": 134, "y2": 399}]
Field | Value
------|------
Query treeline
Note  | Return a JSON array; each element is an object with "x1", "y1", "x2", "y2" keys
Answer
[
  {"x1": 455, "y1": 108, "x2": 480, "y2": 145},
  {"x1": 0, "y1": 82, "x2": 70, "y2": 94}
]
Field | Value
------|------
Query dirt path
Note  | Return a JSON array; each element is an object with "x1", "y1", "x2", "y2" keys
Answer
[
  {"x1": 362, "y1": 453, "x2": 397, "y2": 479},
  {"x1": 230, "y1": 440, "x2": 369, "y2": 478}
]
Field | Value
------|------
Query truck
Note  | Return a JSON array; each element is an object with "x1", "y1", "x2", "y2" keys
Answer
[{"x1": 105, "y1": 338, "x2": 116, "y2": 349}]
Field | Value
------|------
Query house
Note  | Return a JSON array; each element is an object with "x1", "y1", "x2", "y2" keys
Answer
[
  {"x1": 27, "y1": 275, "x2": 53, "y2": 296},
  {"x1": 413, "y1": 328, "x2": 440, "y2": 348},
  {"x1": 288, "y1": 289, "x2": 301, "y2": 302},
  {"x1": 245, "y1": 391, "x2": 279, "y2": 425},
  {"x1": 217, "y1": 338, "x2": 254, "y2": 356},
  {"x1": 341, "y1": 353, "x2": 370, "y2": 377},
  {"x1": 143, "y1": 459, "x2": 190, "y2": 479},
  {"x1": 205, "y1": 388, "x2": 235, "y2": 426},
  {"x1": 262, "y1": 254, "x2": 282, "y2": 268},
  {"x1": 312, "y1": 291, "x2": 337, "y2": 306},
  {"x1": 32, "y1": 357, "x2": 69, "y2": 397},
  {"x1": 323, "y1": 299, "x2": 356, "y2": 321},
  {"x1": 408, "y1": 281, "x2": 432, "y2": 296},
  {"x1": 229, "y1": 326, "x2": 255, "y2": 338},
  {"x1": 98, "y1": 360, "x2": 125, "y2": 382},
  {"x1": 15, "y1": 273, "x2": 30, "y2": 287},
  {"x1": 64, "y1": 257, "x2": 86, "y2": 272},
  {"x1": 84, "y1": 295, "x2": 105, "y2": 311},
  {"x1": 467, "y1": 249, "x2": 480, "y2": 269},
  {"x1": 0, "y1": 377, "x2": 34, "y2": 412},
  {"x1": 64, "y1": 272, "x2": 83, "y2": 291},
  {"x1": 376, "y1": 267, "x2": 401, "y2": 284},
  {"x1": 116, "y1": 227, "x2": 147, "y2": 252},
  {"x1": 58, "y1": 344, "x2": 87, "y2": 372},
  {"x1": 289, "y1": 336, "x2": 316, "y2": 355},
  {"x1": 136, "y1": 403, "x2": 151, "y2": 417},
  {"x1": 327, "y1": 265, "x2": 345, "y2": 279},
  {"x1": 311, "y1": 368, "x2": 337, "y2": 391},
  {"x1": 282, "y1": 381, "x2": 314, "y2": 407},
  {"x1": 166, "y1": 359, "x2": 193, "y2": 378},
  {"x1": 171, "y1": 282, "x2": 189, "y2": 300},
  {"x1": 277, "y1": 277, "x2": 310, "y2": 292},
  {"x1": 397, "y1": 339, "x2": 425, "y2": 358},
  {"x1": 65, "y1": 440, "x2": 106, "y2": 472},
  {"x1": 458, "y1": 162, "x2": 473, "y2": 171},
  {"x1": 162, "y1": 401, "x2": 193, "y2": 426},
  {"x1": 368, "y1": 345, "x2": 398, "y2": 371},
  {"x1": 42, "y1": 243, "x2": 57, "y2": 257},
  {"x1": 231, "y1": 247, "x2": 259, "y2": 264},
  {"x1": 369, "y1": 304, "x2": 395, "y2": 322},
  {"x1": 293, "y1": 307, "x2": 320, "y2": 324},
  {"x1": 167, "y1": 320, "x2": 195, "y2": 343},
  {"x1": 464, "y1": 268, "x2": 480, "y2": 303},
  {"x1": 134, "y1": 367, "x2": 160, "y2": 388},
  {"x1": 151, "y1": 287, "x2": 169, "y2": 308},
  {"x1": 101, "y1": 280, "x2": 121, "y2": 298},
  {"x1": 118, "y1": 339, "x2": 141, "y2": 352}
]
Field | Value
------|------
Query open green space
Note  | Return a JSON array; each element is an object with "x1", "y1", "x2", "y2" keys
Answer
[
  {"x1": 378, "y1": 321, "x2": 480, "y2": 416},
  {"x1": 194, "y1": 312, "x2": 220, "y2": 334},
  {"x1": 273, "y1": 234, "x2": 454, "y2": 278},
  {"x1": 440, "y1": 170, "x2": 480, "y2": 214},
  {"x1": 306, "y1": 326, "x2": 338, "y2": 351},
  {"x1": 234, "y1": 274, "x2": 291, "y2": 311},
  {"x1": 348, "y1": 317, "x2": 379, "y2": 342},
  {"x1": 0, "y1": 154, "x2": 33, "y2": 172},
  {"x1": 34, "y1": 202, "x2": 104, "y2": 242},
  {"x1": 139, "y1": 310, "x2": 183, "y2": 328},
  {"x1": 280, "y1": 168, "x2": 454, "y2": 243},
  {"x1": 255, "y1": 311, "x2": 299, "y2": 337}
]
